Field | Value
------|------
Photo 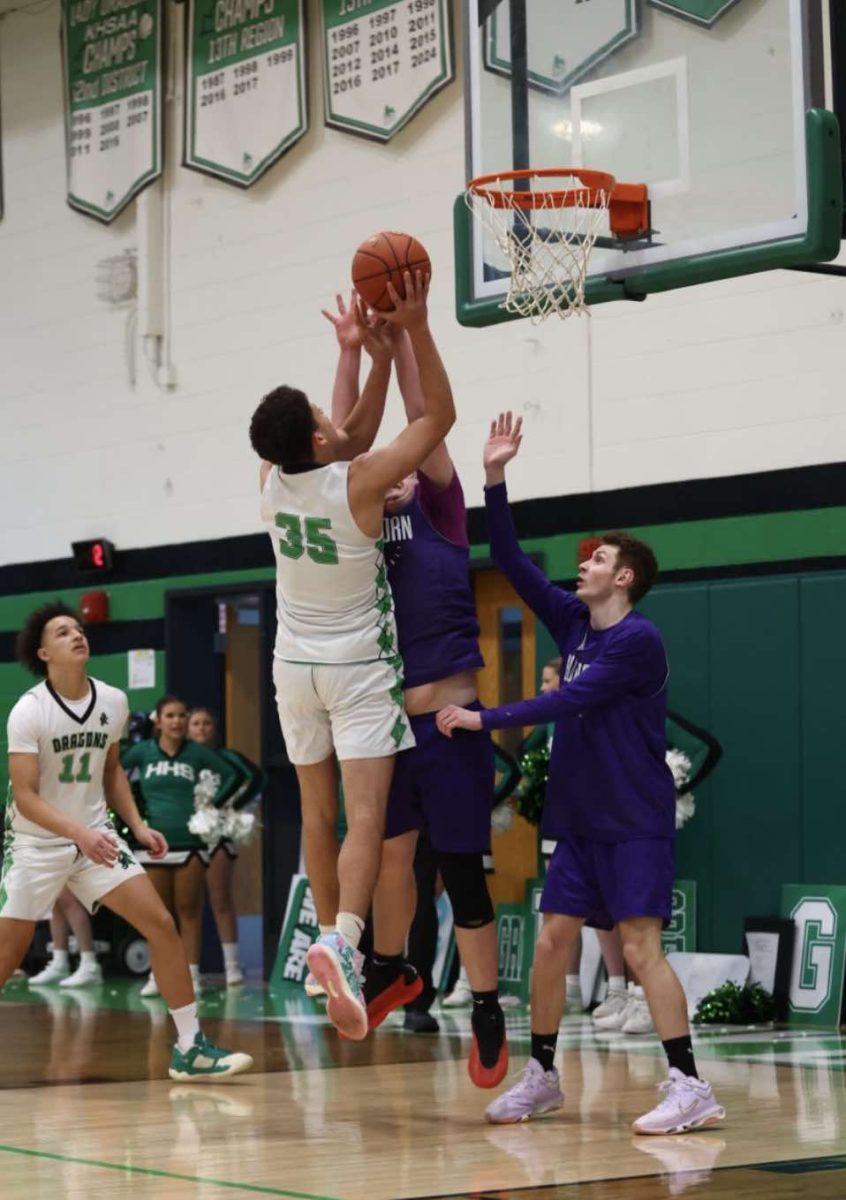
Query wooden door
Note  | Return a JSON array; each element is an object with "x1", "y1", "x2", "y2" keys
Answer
[{"x1": 473, "y1": 569, "x2": 539, "y2": 905}]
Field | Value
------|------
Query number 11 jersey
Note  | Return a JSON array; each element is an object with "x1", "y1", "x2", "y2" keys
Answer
[
  {"x1": 261, "y1": 461, "x2": 399, "y2": 665},
  {"x1": 6, "y1": 678, "x2": 128, "y2": 846}
]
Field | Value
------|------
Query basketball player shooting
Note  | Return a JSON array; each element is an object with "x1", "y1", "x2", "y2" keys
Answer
[{"x1": 249, "y1": 271, "x2": 455, "y2": 1041}]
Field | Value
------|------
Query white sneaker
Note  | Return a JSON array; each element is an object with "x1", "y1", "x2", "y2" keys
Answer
[
  {"x1": 621, "y1": 994, "x2": 655, "y2": 1035},
  {"x1": 592, "y1": 985, "x2": 629, "y2": 1024},
  {"x1": 225, "y1": 963, "x2": 244, "y2": 987},
  {"x1": 29, "y1": 959, "x2": 70, "y2": 985},
  {"x1": 140, "y1": 973, "x2": 160, "y2": 997},
  {"x1": 633, "y1": 1068, "x2": 726, "y2": 1136},
  {"x1": 60, "y1": 961, "x2": 103, "y2": 988},
  {"x1": 594, "y1": 986, "x2": 633, "y2": 1031},
  {"x1": 442, "y1": 971, "x2": 473, "y2": 1008}
]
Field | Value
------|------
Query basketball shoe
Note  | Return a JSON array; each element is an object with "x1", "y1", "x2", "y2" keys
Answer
[
  {"x1": 364, "y1": 960, "x2": 423, "y2": 1030},
  {"x1": 469, "y1": 1000, "x2": 508, "y2": 1088},
  {"x1": 168, "y1": 1032, "x2": 253, "y2": 1081},
  {"x1": 306, "y1": 932, "x2": 367, "y2": 1040},
  {"x1": 591, "y1": 984, "x2": 629, "y2": 1024},
  {"x1": 140, "y1": 973, "x2": 160, "y2": 997},
  {"x1": 442, "y1": 966, "x2": 472, "y2": 1007},
  {"x1": 593, "y1": 983, "x2": 633, "y2": 1030},
  {"x1": 632, "y1": 1069, "x2": 725, "y2": 1135},
  {"x1": 60, "y1": 960, "x2": 103, "y2": 988},
  {"x1": 485, "y1": 1058, "x2": 564, "y2": 1124},
  {"x1": 29, "y1": 958, "x2": 70, "y2": 985},
  {"x1": 621, "y1": 990, "x2": 655, "y2": 1035}
]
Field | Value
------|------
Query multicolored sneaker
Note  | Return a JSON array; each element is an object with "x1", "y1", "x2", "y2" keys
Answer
[
  {"x1": 306, "y1": 932, "x2": 367, "y2": 1041},
  {"x1": 168, "y1": 1032, "x2": 253, "y2": 1082},
  {"x1": 304, "y1": 971, "x2": 325, "y2": 998},
  {"x1": 485, "y1": 1058, "x2": 564, "y2": 1124},
  {"x1": 632, "y1": 1068, "x2": 725, "y2": 1136}
]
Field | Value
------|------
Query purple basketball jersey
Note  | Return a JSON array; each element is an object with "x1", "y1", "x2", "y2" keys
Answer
[{"x1": 383, "y1": 471, "x2": 484, "y2": 689}]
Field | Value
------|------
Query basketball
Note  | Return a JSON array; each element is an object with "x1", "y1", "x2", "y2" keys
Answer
[{"x1": 351, "y1": 231, "x2": 431, "y2": 312}]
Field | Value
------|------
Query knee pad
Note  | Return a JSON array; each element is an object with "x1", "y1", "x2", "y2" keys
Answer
[{"x1": 436, "y1": 851, "x2": 495, "y2": 929}]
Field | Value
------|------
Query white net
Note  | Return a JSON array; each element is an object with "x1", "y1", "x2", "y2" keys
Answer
[{"x1": 465, "y1": 171, "x2": 613, "y2": 323}]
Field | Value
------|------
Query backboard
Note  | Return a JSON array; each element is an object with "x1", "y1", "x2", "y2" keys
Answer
[{"x1": 456, "y1": 0, "x2": 844, "y2": 326}]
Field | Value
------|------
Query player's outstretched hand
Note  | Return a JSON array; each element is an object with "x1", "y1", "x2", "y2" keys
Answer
[
  {"x1": 77, "y1": 826, "x2": 119, "y2": 867},
  {"x1": 483, "y1": 412, "x2": 523, "y2": 484},
  {"x1": 136, "y1": 825, "x2": 169, "y2": 859},
  {"x1": 354, "y1": 299, "x2": 394, "y2": 364},
  {"x1": 321, "y1": 290, "x2": 364, "y2": 352},
  {"x1": 436, "y1": 705, "x2": 483, "y2": 738},
  {"x1": 380, "y1": 270, "x2": 429, "y2": 331}
]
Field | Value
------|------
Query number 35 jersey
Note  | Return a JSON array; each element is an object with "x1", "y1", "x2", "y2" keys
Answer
[
  {"x1": 261, "y1": 461, "x2": 400, "y2": 665},
  {"x1": 6, "y1": 678, "x2": 128, "y2": 846}
]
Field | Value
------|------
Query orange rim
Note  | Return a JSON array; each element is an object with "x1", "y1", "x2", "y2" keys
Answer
[{"x1": 467, "y1": 167, "x2": 616, "y2": 211}]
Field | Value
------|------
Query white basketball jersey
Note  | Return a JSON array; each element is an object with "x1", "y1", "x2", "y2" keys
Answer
[
  {"x1": 261, "y1": 461, "x2": 399, "y2": 664},
  {"x1": 5, "y1": 677, "x2": 128, "y2": 846}
]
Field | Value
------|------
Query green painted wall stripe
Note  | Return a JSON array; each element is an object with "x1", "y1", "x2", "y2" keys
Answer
[
  {"x1": 4, "y1": 507, "x2": 846, "y2": 633},
  {"x1": 469, "y1": 506, "x2": 846, "y2": 578},
  {"x1": 0, "y1": 1142, "x2": 335, "y2": 1199},
  {"x1": 0, "y1": 568, "x2": 274, "y2": 630}
]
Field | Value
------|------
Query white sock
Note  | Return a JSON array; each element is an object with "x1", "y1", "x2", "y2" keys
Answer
[
  {"x1": 52, "y1": 950, "x2": 70, "y2": 969},
  {"x1": 319, "y1": 924, "x2": 335, "y2": 937},
  {"x1": 79, "y1": 951, "x2": 97, "y2": 966},
  {"x1": 335, "y1": 912, "x2": 365, "y2": 949},
  {"x1": 169, "y1": 1001, "x2": 200, "y2": 1052},
  {"x1": 565, "y1": 974, "x2": 580, "y2": 993},
  {"x1": 632, "y1": 984, "x2": 645, "y2": 999},
  {"x1": 608, "y1": 976, "x2": 626, "y2": 994},
  {"x1": 222, "y1": 942, "x2": 239, "y2": 968},
  {"x1": 189, "y1": 963, "x2": 201, "y2": 986}
]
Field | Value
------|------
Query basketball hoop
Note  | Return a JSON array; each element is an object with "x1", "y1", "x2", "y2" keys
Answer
[{"x1": 465, "y1": 168, "x2": 649, "y2": 323}]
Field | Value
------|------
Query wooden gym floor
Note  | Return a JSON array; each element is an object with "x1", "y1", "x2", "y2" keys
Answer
[{"x1": 0, "y1": 977, "x2": 843, "y2": 1199}]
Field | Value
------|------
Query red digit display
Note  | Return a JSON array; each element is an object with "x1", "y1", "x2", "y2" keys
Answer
[{"x1": 91, "y1": 542, "x2": 105, "y2": 568}]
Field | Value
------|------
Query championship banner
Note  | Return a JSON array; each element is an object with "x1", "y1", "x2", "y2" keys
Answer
[
  {"x1": 184, "y1": 0, "x2": 307, "y2": 186},
  {"x1": 321, "y1": 0, "x2": 453, "y2": 142},
  {"x1": 63, "y1": 0, "x2": 162, "y2": 223},
  {"x1": 483, "y1": 0, "x2": 638, "y2": 98}
]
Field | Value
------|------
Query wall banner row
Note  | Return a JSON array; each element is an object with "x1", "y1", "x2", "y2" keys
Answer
[{"x1": 59, "y1": 0, "x2": 453, "y2": 223}]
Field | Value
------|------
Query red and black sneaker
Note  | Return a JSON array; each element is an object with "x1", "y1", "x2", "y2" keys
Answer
[
  {"x1": 365, "y1": 962, "x2": 423, "y2": 1031},
  {"x1": 469, "y1": 1006, "x2": 508, "y2": 1088}
]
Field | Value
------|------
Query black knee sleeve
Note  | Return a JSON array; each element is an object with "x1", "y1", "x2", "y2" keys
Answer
[{"x1": 436, "y1": 851, "x2": 495, "y2": 929}]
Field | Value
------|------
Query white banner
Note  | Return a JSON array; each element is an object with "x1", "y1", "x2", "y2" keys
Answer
[
  {"x1": 184, "y1": 0, "x2": 307, "y2": 185},
  {"x1": 322, "y1": 0, "x2": 453, "y2": 142},
  {"x1": 63, "y1": 0, "x2": 163, "y2": 222}
]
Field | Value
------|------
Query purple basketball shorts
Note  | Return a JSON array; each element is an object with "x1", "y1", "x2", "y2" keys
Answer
[
  {"x1": 384, "y1": 702, "x2": 495, "y2": 853},
  {"x1": 540, "y1": 832, "x2": 675, "y2": 928}
]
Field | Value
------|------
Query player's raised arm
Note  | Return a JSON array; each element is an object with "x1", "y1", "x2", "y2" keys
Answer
[
  {"x1": 393, "y1": 327, "x2": 454, "y2": 487},
  {"x1": 331, "y1": 302, "x2": 393, "y2": 460},
  {"x1": 349, "y1": 272, "x2": 455, "y2": 506},
  {"x1": 324, "y1": 290, "x2": 363, "y2": 428}
]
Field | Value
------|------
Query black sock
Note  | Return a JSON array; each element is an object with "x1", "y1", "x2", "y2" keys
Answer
[
  {"x1": 662, "y1": 1035, "x2": 698, "y2": 1079},
  {"x1": 471, "y1": 991, "x2": 505, "y2": 1068},
  {"x1": 471, "y1": 989, "x2": 500, "y2": 1014},
  {"x1": 531, "y1": 1032, "x2": 558, "y2": 1074}
]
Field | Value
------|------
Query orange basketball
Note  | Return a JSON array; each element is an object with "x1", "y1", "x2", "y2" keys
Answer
[{"x1": 351, "y1": 231, "x2": 431, "y2": 312}]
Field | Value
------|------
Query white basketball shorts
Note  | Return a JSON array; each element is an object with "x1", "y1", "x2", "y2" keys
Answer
[
  {"x1": 0, "y1": 824, "x2": 146, "y2": 921},
  {"x1": 273, "y1": 656, "x2": 416, "y2": 765}
]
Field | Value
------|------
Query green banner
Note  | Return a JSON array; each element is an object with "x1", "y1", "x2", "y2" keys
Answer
[
  {"x1": 782, "y1": 885, "x2": 846, "y2": 1027},
  {"x1": 63, "y1": 0, "x2": 162, "y2": 222},
  {"x1": 484, "y1": 0, "x2": 638, "y2": 98},
  {"x1": 270, "y1": 873, "x2": 320, "y2": 989},
  {"x1": 322, "y1": 0, "x2": 454, "y2": 142},
  {"x1": 184, "y1": 0, "x2": 307, "y2": 185},
  {"x1": 647, "y1": 1, "x2": 742, "y2": 28},
  {"x1": 496, "y1": 902, "x2": 530, "y2": 1002},
  {"x1": 662, "y1": 880, "x2": 698, "y2": 954}
]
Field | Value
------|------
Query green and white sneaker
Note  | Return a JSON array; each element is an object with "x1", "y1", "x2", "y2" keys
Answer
[{"x1": 168, "y1": 1032, "x2": 253, "y2": 1082}]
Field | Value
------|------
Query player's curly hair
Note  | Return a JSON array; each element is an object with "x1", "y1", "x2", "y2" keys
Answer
[
  {"x1": 250, "y1": 386, "x2": 316, "y2": 467},
  {"x1": 16, "y1": 602, "x2": 83, "y2": 677},
  {"x1": 600, "y1": 532, "x2": 659, "y2": 604}
]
